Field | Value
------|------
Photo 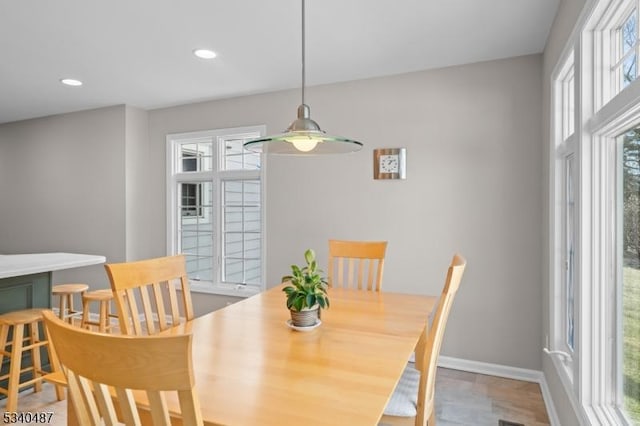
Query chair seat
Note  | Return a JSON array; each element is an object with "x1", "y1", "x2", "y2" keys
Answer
[{"x1": 383, "y1": 363, "x2": 420, "y2": 417}]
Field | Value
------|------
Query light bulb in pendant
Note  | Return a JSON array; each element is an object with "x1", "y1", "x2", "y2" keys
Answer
[{"x1": 288, "y1": 135, "x2": 320, "y2": 152}]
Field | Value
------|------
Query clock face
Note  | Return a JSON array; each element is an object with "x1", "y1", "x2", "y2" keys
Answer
[
  {"x1": 373, "y1": 148, "x2": 406, "y2": 180},
  {"x1": 379, "y1": 155, "x2": 399, "y2": 173}
]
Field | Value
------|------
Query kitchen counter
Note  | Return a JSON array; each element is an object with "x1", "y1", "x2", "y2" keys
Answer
[
  {"x1": 0, "y1": 252, "x2": 106, "y2": 313},
  {"x1": 0, "y1": 252, "x2": 106, "y2": 394},
  {"x1": 0, "y1": 252, "x2": 106, "y2": 279}
]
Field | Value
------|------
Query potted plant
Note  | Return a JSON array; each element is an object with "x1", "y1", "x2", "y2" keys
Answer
[{"x1": 282, "y1": 248, "x2": 330, "y2": 328}]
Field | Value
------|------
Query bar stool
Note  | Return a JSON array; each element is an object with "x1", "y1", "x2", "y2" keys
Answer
[
  {"x1": 0, "y1": 309, "x2": 65, "y2": 412},
  {"x1": 52, "y1": 283, "x2": 88, "y2": 324},
  {"x1": 80, "y1": 289, "x2": 116, "y2": 333}
]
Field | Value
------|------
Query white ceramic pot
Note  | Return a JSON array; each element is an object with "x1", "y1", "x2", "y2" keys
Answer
[{"x1": 290, "y1": 305, "x2": 319, "y2": 327}]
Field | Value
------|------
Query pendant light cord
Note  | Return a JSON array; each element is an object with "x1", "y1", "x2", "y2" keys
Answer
[{"x1": 301, "y1": 0, "x2": 306, "y2": 106}]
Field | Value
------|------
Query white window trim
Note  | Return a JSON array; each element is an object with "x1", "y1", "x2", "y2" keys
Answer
[
  {"x1": 166, "y1": 125, "x2": 267, "y2": 298},
  {"x1": 550, "y1": 47, "x2": 588, "y2": 426},
  {"x1": 551, "y1": 50, "x2": 578, "y2": 382}
]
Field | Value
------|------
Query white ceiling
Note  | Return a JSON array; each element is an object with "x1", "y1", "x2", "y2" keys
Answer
[{"x1": 0, "y1": 0, "x2": 559, "y2": 125}]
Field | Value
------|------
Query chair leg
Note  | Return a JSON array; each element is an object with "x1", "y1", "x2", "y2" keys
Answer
[
  {"x1": 0, "y1": 324, "x2": 8, "y2": 375},
  {"x1": 99, "y1": 301, "x2": 108, "y2": 333},
  {"x1": 29, "y1": 322, "x2": 42, "y2": 393},
  {"x1": 58, "y1": 295, "x2": 66, "y2": 321},
  {"x1": 6, "y1": 323, "x2": 24, "y2": 412},
  {"x1": 81, "y1": 297, "x2": 91, "y2": 330},
  {"x1": 42, "y1": 321, "x2": 65, "y2": 401},
  {"x1": 66, "y1": 295, "x2": 74, "y2": 324}
]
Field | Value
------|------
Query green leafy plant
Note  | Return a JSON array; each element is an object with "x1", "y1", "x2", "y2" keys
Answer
[{"x1": 282, "y1": 249, "x2": 330, "y2": 312}]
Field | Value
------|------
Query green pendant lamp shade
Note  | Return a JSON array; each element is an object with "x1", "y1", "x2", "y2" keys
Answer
[
  {"x1": 243, "y1": 104, "x2": 362, "y2": 154},
  {"x1": 243, "y1": 0, "x2": 363, "y2": 155}
]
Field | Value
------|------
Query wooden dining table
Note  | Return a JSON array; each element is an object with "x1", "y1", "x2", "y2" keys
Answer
[{"x1": 69, "y1": 284, "x2": 436, "y2": 425}]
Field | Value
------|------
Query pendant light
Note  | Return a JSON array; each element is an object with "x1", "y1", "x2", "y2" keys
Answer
[{"x1": 243, "y1": 0, "x2": 363, "y2": 155}]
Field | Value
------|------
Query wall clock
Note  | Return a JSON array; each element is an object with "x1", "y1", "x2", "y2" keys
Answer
[{"x1": 373, "y1": 148, "x2": 406, "y2": 180}]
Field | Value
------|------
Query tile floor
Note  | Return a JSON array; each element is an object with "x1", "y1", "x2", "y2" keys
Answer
[{"x1": 1, "y1": 367, "x2": 550, "y2": 426}]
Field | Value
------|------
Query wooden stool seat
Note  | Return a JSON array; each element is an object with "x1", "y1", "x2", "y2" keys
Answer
[
  {"x1": 51, "y1": 283, "x2": 89, "y2": 294},
  {"x1": 52, "y1": 283, "x2": 88, "y2": 323},
  {"x1": 81, "y1": 289, "x2": 116, "y2": 333},
  {"x1": 82, "y1": 288, "x2": 112, "y2": 301},
  {"x1": 0, "y1": 308, "x2": 45, "y2": 325},
  {"x1": 0, "y1": 308, "x2": 65, "y2": 412}
]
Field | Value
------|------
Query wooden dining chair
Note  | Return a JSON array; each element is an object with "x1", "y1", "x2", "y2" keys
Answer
[
  {"x1": 327, "y1": 240, "x2": 388, "y2": 291},
  {"x1": 42, "y1": 310, "x2": 203, "y2": 426},
  {"x1": 380, "y1": 254, "x2": 466, "y2": 426},
  {"x1": 104, "y1": 254, "x2": 194, "y2": 336}
]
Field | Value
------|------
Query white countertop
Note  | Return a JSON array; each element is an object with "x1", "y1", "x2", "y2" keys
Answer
[{"x1": 0, "y1": 252, "x2": 106, "y2": 279}]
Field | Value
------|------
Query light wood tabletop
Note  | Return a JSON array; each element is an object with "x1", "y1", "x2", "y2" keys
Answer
[{"x1": 69, "y1": 285, "x2": 436, "y2": 425}]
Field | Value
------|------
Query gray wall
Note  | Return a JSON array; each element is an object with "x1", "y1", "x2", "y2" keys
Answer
[
  {"x1": 542, "y1": 0, "x2": 587, "y2": 424},
  {"x1": 124, "y1": 106, "x2": 150, "y2": 261},
  {"x1": 0, "y1": 54, "x2": 544, "y2": 370},
  {"x1": 148, "y1": 54, "x2": 543, "y2": 369},
  {"x1": 0, "y1": 106, "x2": 127, "y2": 288}
]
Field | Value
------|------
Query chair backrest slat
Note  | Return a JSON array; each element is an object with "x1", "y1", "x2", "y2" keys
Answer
[
  {"x1": 167, "y1": 279, "x2": 182, "y2": 326},
  {"x1": 43, "y1": 310, "x2": 203, "y2": 426},
  {"x1": 67, "y1": 371, "x2": 102, "y2": 425},
  {"x1": 139, "y1": 285, "x2": 157, "y2": 335},
  {"x1": 328, "y1": 240, "x2": 388, "y2": 291},
  {"x1": 115, "y1": 387, "x2": 141, "y2": 425},
  {"x1": 147, "y1": 390, "x2": 171, "y2": 426},
  {"x1": 105, "y1": 255, "x2": 194, "y2": 336},
  {"x1": 92, "y1": 381, "x2": 118, "y2": 425}
]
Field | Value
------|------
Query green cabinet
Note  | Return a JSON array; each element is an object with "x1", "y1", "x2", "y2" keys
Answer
[{"x1": 0, "y1": 272, "x2": 51, "y2": 312}]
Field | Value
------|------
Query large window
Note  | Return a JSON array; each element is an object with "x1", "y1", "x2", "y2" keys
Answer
[
  {"x1": 167, "y1": 126, "x2": 265, "y2": 297},
  {"x1": 550, "y1": 0, "x2": 640, "y2": 423}
]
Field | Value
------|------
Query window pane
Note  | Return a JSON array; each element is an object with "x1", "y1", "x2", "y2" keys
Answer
[
  {"x1": 224, "y1": 258, "x2": 244, "y2": 283},
  {"x1": 243, "y1": 259, "x2": 261, "y2": 285},
  {"x1": 221, "y1": 137, "x2": 261, "y2": 171},
  {"x1": 623, "y1": 53, "x2": 637, "y2": 88},
  {"x1": 562, "y1": 69, "x2": 575, "y2": 140},
  {"x1": 619, "y1": 12, "x2": 639, "y2": 89},
  {"x1": 179, "y1": 141, "x2": 213, "y2": 172},
  {"x1": 221, "y1": 179, "x2": 261, "y2": 284},
  {"x1": 224, "y1": 181, "x2": 243, "y2": 206},
  {"x1": 621, "y1": 129, "x2": 640, "y2": 423},
  {"x1": 179, "y1": 181, "x2": 213, "y2": 282},
  {"x1": 565, "y1": 153, "x2": 576, "y2": 352},
  {"x1": 623, "y1": 13, "x2": 637, "y2": 55},
  {"x1": 244, "y1": 233, "x2": 261, "y2": 258},
  {"x1": 567, "y1": 73, "x2": 575, "y2": 138}
]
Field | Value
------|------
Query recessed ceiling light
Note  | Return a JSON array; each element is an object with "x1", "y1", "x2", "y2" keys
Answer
[
  {"x1": 60, "y1": 78, "x2": 83, "y2": 87},
  {"x1": 193, "y1": 49, "x2": 217, "y2": 59}
]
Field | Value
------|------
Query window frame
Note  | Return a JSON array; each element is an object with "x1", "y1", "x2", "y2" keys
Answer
[
  {"x1": 166, "y1": 125, "x2": 266, "y2": 298},
  {"x1": 551, "y1": 53, "x2": 579, "y2": 390}
]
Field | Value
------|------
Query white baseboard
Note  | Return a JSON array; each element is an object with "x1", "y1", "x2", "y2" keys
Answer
[{"x1": 438, "y1": 356, "x2": 560, "y2": 426}]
